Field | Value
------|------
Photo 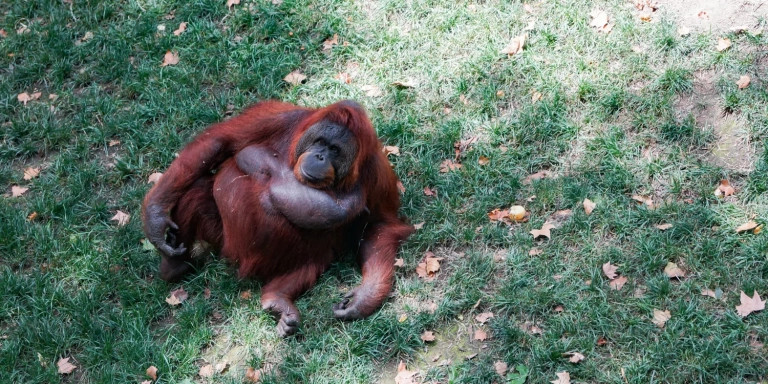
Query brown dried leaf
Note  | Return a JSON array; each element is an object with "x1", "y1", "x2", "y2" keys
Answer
[
  {"x1": 565, "y1": 352, "x2": 585, "y2": 364},
  {"x1": 652, "y1": 309, "x2": 671, "y2": 328},
  {"x1": 523, "y1": 170, "x2": 552, "y2": 184},
  {"x1": 632, "y1": 194, "x2": 654, "y2": 208},
  {"x1": 736, "y1": 220, "x2": 759, "y2": 233},
  {"x1": 488, "y1": 208, "x2": 508, "y2": 222},
  {"x1": 551, "y1": 371, "x2": 571, "y2": 384},
  {"x1": 161, "y1": 51, "x2": 179, "y2": 67},
  {"x1": 583, "y1": 198, "x2": 596, "y2": 215},
  {"x1": 609, "y1": 276, "x2": 628, "y2": 290},
  {"x1": 56, "y1": 357, "x2": 77, "y2": 374},
  {"x1": 240, "y1": 290, "x2": 252, "y2": 300},
  {"x1": 473, "y1": 328, "x2": 488, "y2": 341},
  {"x1": 475, "y1": 312, "x2": 494, "y2": 324},
  {"x1": 111, "y1": 210, "x2": 131, "y2": 227},
  {"x1": 716, "y1": 37, "x2": 732, "y2": 52},
  {"x1": 397, "y1": 181, "x2": 405, "y2": 194},
  {"x1": 501, "y1": 33, "x2": 526, "y2": 56},
  {"x1": 664, "y1": 262, "x2": 685, "y2": 278},
  {"x1": 494, "y1": 361, "x2": 508, "y2": 376},
  {"x1": 413, "y1": 222, "x2": 425, "y2": 230},
  {"x1": 395, "y1": 361, "x2": 417, "y2": 384},
  {"x1": 736, "y1": 291, "x2": 765, "y2": 317},
  {"x1": 714, "y1": 179, "x2": 736, "y2": 197},
  {"x1": 439, "y1": 159, "x2": 462, "y2": 173},
  {"x1": 602, "y1": 262, "x2": 618, "y2": 279},
  {"x1": 421, "y1": 330, "x2": 435, "y2": 342},
  {"x1": 383, "y1": 145, "x2": 400, "y2": 156},
  {"x1": 23, "y1": 167, "x2": 40, "y2": 180},
  {"x1": 146, "y1": 366, "x2": 158, "y2": 380},
  {"x1": 284, "y1": 70, "x2": 307, "y2": 86},
  {"x1": 165, "y1": 288, "x2": 189, "y2": 306},
  {"x1": 529, "y1": 248, "x2": 543, "y2": 256},
  {"x1": 226, "y1": 0, "x2": 240, "y2": 8},
  {"x1": 245, "y1": 367, "x2": 262, "y2": 382},
  {"x1": 416, "y1": 256, "x2": 443, "y2": 279},
  {"x1": 478, "y1": 156, "x2": 490, "y2": 165},
  {"x1": 148, "y1": 172, "x2": 163, "y2": 184},
  {"x1": 322, "y1": 34, "x2": 339, "y2": 51},
  {"x1": 394, "y1": 258, "x2": 404, "y2": 267},
  {"x1": 655, "y1": 223, "x2": 673, "y2": 230},
  {"x1": 530, "y1": 222, "x2": 556, "y2": 239},
  {"x1": 736, "y1": 75, "x2": 751, "y2": 89},
  {"x1": 589, "y1": 9, "x2": 612, "y2": 33},
  {"x1": 173, "y1": 22, "x2": 187, "y2": 36},
  {"x1": 423, "y1": 186, "x2": 436, "y2": 196}
]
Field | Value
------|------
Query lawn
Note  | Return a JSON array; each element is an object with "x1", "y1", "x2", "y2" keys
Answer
[{"x1": 1, "y1": 0, "x2": 767, "y2": 383}]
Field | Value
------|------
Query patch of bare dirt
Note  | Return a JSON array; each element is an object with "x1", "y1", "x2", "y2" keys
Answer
[
  {"x1": 659, "y1": 0, "x2": 767, "y2": 33},
  {"x1": 674, "y1": 70, "x2": 757, "y2": 173}
]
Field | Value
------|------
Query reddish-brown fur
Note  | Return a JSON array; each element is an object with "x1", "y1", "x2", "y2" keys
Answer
[{"x1": 142, "y1": 100, "x2": 412, "y2": 332}]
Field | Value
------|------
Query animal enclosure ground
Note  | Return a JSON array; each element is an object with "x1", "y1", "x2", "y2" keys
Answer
[{"x1": 1, "y1": 0, "x2": 767, "y2": 383}]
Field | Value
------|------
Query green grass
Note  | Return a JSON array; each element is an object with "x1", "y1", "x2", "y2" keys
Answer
[{"x1": 2, "y1": 0, "x2": 767, "y2": 383}]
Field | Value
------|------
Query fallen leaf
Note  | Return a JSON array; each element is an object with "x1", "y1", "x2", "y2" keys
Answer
[
  {"x1": 422, "y1": 186, "x2": 436, "y2": 196},
  {"x1": 161, "y1": 50, "x2": 179, "y2": 67},
  {"x1": 397, "y1": 181, "x2": 405, "y2": 194},
  {"x1": 736, "y1": 291, "x2": 765, "y2": 317},
  {"x1": 520, "y1": 321, "x2": 543, "y2": 335},
  {"x1": 398, "y1": 313, "x2": 408, "y2": 322},
  {"x1": 173, "y1": 22, "x2": 187, "y2": 36},
  {"x1": 714, "y1": 179, "x2": 735, "y2": 197},
  {"x1": 583, "y1": 198, "x2": 596, "y2": 215},
  {"x1": 322, "y1": 34, "x2": 339, "y2": 51},
  {"x1": 57, "y1": 357, "x2": 77, "y2": 374},
  {"x1": 165, "y1": 287, "x2": 189, "y2": 306},
  {"x1": 361, "y1": 85, "x2": 383, "y2": 97},
  {"x1": 439, "y1": 159, "x2": 462, "y2": 173},
  {"x1": 565, "y1": 352, "x2": 585, "y2": 363},
  {"x1": 394, "y1": 361, "x2": 417, "y2": 384},
  {"x1": 736, "y1": 220, "x2": 760, "y2": 233},
  {"x1": 421, "y1": 330, "x2": 435, "y2": 342},
  {"x1": 478, "y1": 156, "x2": 490, "y2": 165},
  {"x1": 108, "y1": 139, "x2": 121, "y2": 147},
  {"x1": 148, "y1": 172, "x2": 163, "y2": 184},
  {"x1": 523, "y1": 170, "x2": 552, "y2": 184},
  {"x1": 147, "y1": 366, "x2": 158, "y2": 380},
  {"x1": 383, "y1": 146, "x2": 400, "y2": 156},
  {"x1": 27, "y1": 211, "x2": 38, "y2": 221},
  {"x1": 632, "y1": 194, "x2": 654, "y2": 208},
  {"x1": 530, "y1": 222, "x2": 556, "y2": 239},
  {"x1": 416, "y1": 256, "x2": 443, "y2": 280},
  {"x1": 199, "y1": 364, "x2": 214, "y2": 378},
  {"x1": 240, "y1": 290, "x2": 252, "y2": 300},
  {"x1": 701, "y1": 288, "x2": 722, "y2": 299},
  {"x1": 554, "y1": 305, "x2": 564, "y2": 312},
  {"x1": 488, "y1": 208, "x2": 508, "y2": 222},
  {"x1": 226, "y1": 0, "x2": 240, "y2": 8},
  {"x1": 501, "y1": 33, "x2": 526, "y2": 56},
  {"x1": 394, "y1": 258, "x2": 404, "y2": 267},
  {"x1": 141, "y1": 381, "x2": 151, "y2": 384},
  {"x1": 736, "y1": 75, "x2": 751, "y2": 89},
  {"x1": 652, "y1": 309, "x2": 671, "y2": 328},
  {"x1": 494, "y1": 361, "x2": 508, "y2": 376},
  {"x1": 716, "y1": 37, "x2": 732, "y2": 52},
  {"x1": 655, "y1": 223, "x2": 673, "y2": 230},
  {"x1": 474, "y1": 328, "x2": 488, "y2": 341},
  {"x1": 597, "y1": 336, "x2": 607, "y2": 346},
  {"x1": 17, "y1": 92, "x2": 32, "y2": 105},
  {"x1": 508, "y1": 205, "x2": 527, "y2": 221},
  {"x1": 551, "y1": 371, "x2": 571, "y2": 384},
  {"x1": 284, "y1": 70, "x2": 307, "y2": 85},
  {"x1": 49, "y1": 94, "x2": 58, "y2": 101},
  {"x1": 531, "y1": 91, "x2": 542, "y2": 102},
  {"x1": 245, "y1": 367, "x2": 262, "y2": 382},
  {"x1": 391, "y1": 79, "x2": 417, "y2": 88},
  {"x1": 529, "y1": 248, "x2": 543, "y2": 256},
  {"x1": 602, "y1": 262, "x2": 619, "y2": 279},
  {"x1": 413, "y1": 222, "x2": 425, "y2": 230},
  {"x1": 609, "y1": 276, "x2": 628, "y2": 290},
  {"x1": 111, "y1": 210, "x2": 131, "y2": 227},
  {"x1": 23, "y1": 167, "x2": 40, "y2": 180},
  {"x1": 664, "y1": 262, "x2": 685, "y2": 278},
  {"x1": 475, "y1": 312, "x2": 494, "y2": 323},
  {"x1": 335, "y1": 72, "x2": 352, "y2": 84},
  {"x1": 589, "y1": 8, "x2": 613, "y2": 33},
  {"x1": 678, "y1": 26, "x2": 691, "y2": 36}
]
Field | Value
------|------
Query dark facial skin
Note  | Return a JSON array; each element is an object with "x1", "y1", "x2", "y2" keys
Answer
[
  {"x1": 293, "y1": 122, "x2": 358, "y2": 188},
  {"x1": 235, "y1": 145, "x2": 364, "y2": 229}
]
